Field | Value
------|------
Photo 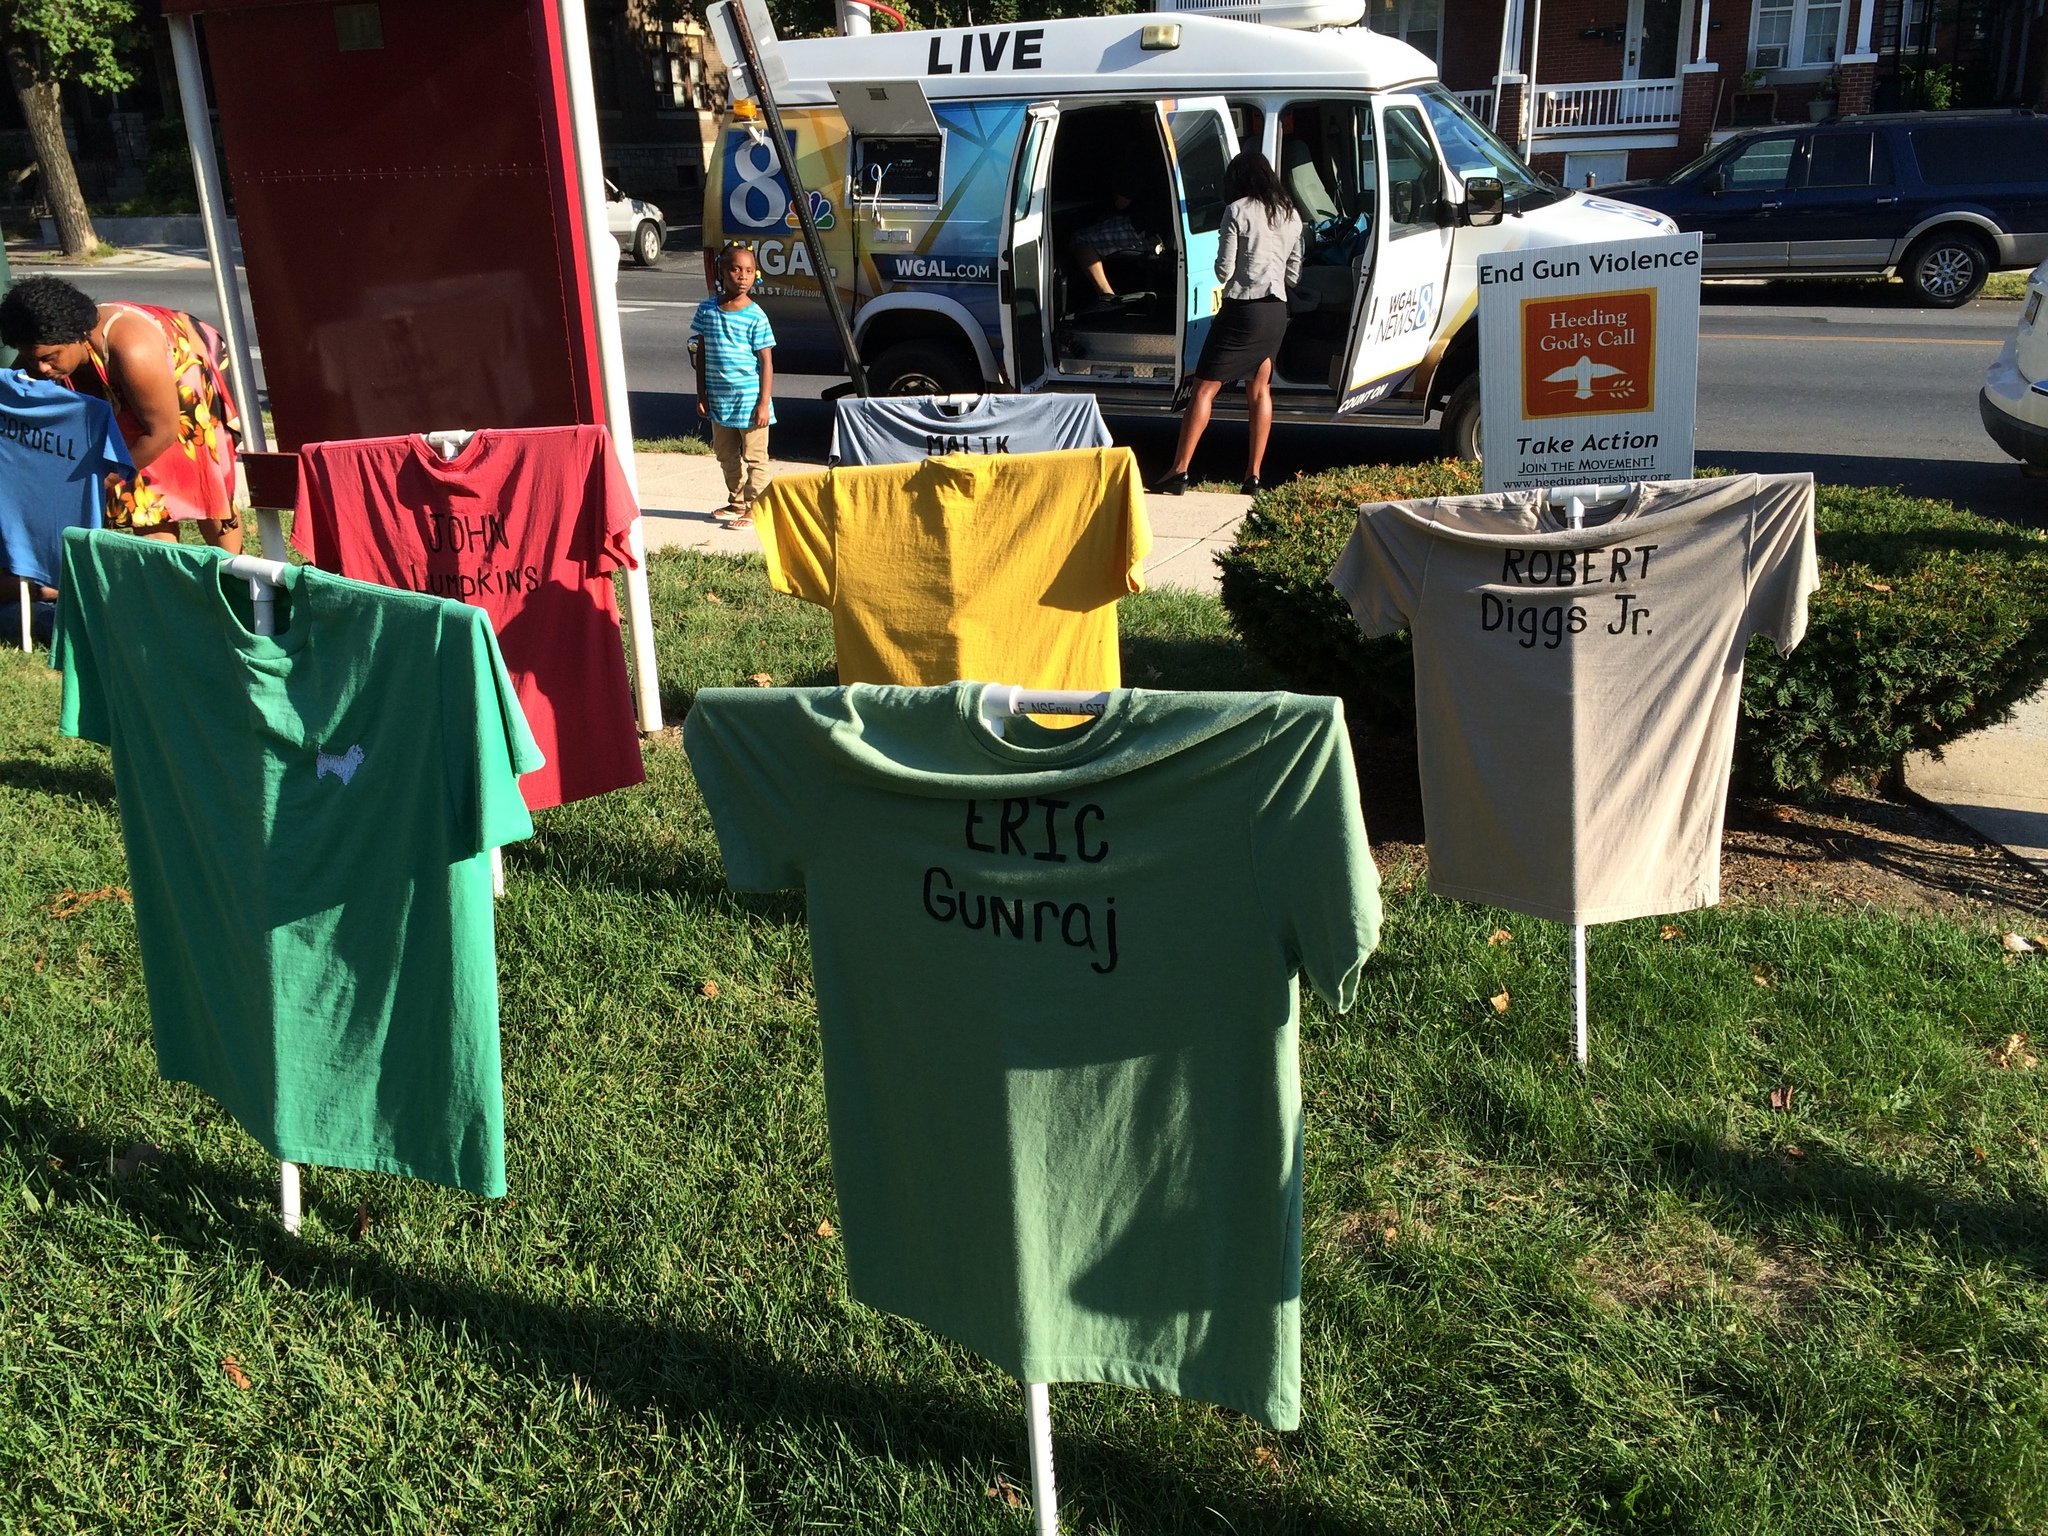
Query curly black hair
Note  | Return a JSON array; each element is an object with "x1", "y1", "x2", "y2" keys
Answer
[{"x1": 0, "y1": 275, "x2": 100, "y2": 350}]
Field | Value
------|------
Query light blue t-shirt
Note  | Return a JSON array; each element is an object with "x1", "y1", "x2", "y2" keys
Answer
[
  {"x1": 0, "y1": 369, "x2": 131, "y2": 588},
  {"x1": 691, "y1": 298, "x2": 777, "y2": 429}
]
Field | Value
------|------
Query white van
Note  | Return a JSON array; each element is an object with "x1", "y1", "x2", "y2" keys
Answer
[{"x1": 705, "y1": 5, "x2": 1675, "y2": 454}]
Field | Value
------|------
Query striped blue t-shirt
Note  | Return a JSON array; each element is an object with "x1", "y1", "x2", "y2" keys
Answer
[{"x1": 691, "y1": 298, "x2": 777, "y2": 429}]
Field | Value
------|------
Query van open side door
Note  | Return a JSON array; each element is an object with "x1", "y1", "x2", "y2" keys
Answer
[
  {"x1": 1337, "y1": 95, "x2": 1457, "y2": 413},
  {"x1": 1160, "y1": 96, "x2": 1240, "y2": 389},
  {"x1": 999, "y1": 103, "x2": 1059, "y2": 390}
]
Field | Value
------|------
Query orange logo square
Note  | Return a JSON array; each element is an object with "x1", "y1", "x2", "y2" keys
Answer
[{"x1": 1520, "y1": 288, "x2": 1656, "y2": 419}]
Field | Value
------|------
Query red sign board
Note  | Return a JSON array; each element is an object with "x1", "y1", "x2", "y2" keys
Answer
[
  {"x1": 1519, "y1": 288, "x2": 1657, "y2": 420},
  {"x1": 165, "y1": 0, "x2": 604, "y2": 449}
]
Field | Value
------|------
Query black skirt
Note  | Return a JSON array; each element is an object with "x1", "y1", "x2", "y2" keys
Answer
[{"x1": 1192, "y1": 295, "x2": 1289, "y2": 384}]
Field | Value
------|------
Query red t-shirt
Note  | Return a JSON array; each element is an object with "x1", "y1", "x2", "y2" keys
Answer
[{"x1": 292, "y1": 425, "x2": 645, "y2": 811}]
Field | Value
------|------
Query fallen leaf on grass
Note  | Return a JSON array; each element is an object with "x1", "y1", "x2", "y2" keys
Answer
[
  {"x1": 1486, "y1": 928, "x2": 1513, "y2": 946},
  {"x1": 1971, "y1": 1145, "x2": 1989, "y2": 1164},
  {"x1": 1752, "y1": 970, "x2": 1775, "y2": 988},
  {"x1": 222, "y1": 1356, "x2": 251, "y2": 1390},
  {"x1": 352, "y1": 1202, "x2": 371, "y2": 1242},
  {"x1": 1862, "y1": 580, "x2": 1893, "y2": 594},
  {"x1": 1489, "y1": 990, "x2": 1511, "y2": 1014},
  {"x1": 1769, "y1": 1085, "x2": 1795, "y2": 1113},
  {"x1": 2001, "y1": 932, "x2": 2036, "y2": 954},
  {"x1": 50, "y1": 886, "x2": 130, "y2": 919},
  {"x1": 1659, "y1": 924, "x2": 1684, "y2": 941},
  {"x1": 697, "y1": 981, "x2": 721, "y2": 999},
  {"x1": 816, "y1": 1219, "x2": 834, "y2": 1239},
  {"x1": 112, "y1": 1141, "x2": 161, "y2": 1181},
  {"x1": 1989, "y1": 1033, "x2": 2039, "y2": 1070},
  {"x1": 746, "y1": 672, "x2": 774, "y2": 687},
  {"x1": 1779, "y1": 1143, "x2": 1807, "y2": 1167},
  {"x1": 986, "y1": 1476, "x2": 1023, "y2": 1508},
  {"x1": 702, "y1": 591, "x2": 724, "y2": 604},
  {"x1": 1252, "y1": 1444, "x2": 1283, "y2": 1476}
]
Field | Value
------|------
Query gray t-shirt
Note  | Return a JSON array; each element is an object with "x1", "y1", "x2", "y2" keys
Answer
[
  {"x1": 829, "y1": 392, "x2": 1112, "y2": 466},
  {"x1": 1329, "y1": 473, "x2": 1818, "y2": 924}
]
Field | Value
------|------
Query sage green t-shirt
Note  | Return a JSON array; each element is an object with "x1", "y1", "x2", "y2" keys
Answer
[
  {"x1": 684, "y1": 684, "x2": 1382, "y2": 1429},
  {"x1": 53, "y1": 530, "x2": 542, "y2": 1196}
]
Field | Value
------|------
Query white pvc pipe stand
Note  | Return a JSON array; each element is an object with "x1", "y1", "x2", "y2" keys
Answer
[
  {"x1": 1024, "y1": 1381, "x2": 1059, "y2": 1536},
  {"x1": 166, "y1": 15, "x2": 284, "y2": 561},
  {"x1": 223, "y1": 553, "x2": 303, "y2": 1230},
  {"x1": 16, "y1": 579, "x2": 28, "y2": 653},
  {"x1": 556, "y1": 0, "x2": 663, "y2": 735}
]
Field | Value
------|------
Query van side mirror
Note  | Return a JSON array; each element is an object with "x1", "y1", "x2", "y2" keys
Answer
[
  {"x1": 1703, "y1": 168, "x2": 1726, "y2": 195},
  {"x1": 1464, "y1": 176, "x2": 1505, "y2": 227}
]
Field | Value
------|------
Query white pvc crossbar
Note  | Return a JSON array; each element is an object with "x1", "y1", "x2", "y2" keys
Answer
[
  {"x1": 977, "y1": 683, "x2": 1113, "y2": 739},
  {"x1": 1543, "y1": 484, "x2": 1632, "y2": 1073}
]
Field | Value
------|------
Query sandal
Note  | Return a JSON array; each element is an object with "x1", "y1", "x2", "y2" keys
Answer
[{"x1": 725, "y1": 513, "x2": 754, "y2": 530}]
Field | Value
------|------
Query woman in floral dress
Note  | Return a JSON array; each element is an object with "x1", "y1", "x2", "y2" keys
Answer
[{"x1": 0, "y1": 275, "x2": 243, "y2": 552}]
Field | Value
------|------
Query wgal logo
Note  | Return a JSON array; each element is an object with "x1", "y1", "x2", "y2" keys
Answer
[{"x1": 724, "y1": 135, "x2": 790, "y2": 231}]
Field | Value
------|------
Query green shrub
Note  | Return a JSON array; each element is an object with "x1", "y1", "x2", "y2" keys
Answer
[{"x1": 1217, "y1": 462, "x2": 2048, "y2": 796}]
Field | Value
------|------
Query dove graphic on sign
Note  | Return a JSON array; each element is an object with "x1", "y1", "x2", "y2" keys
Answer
[{"x1": 1545, "y1": 355, "x2": 1627, "y2": 400}]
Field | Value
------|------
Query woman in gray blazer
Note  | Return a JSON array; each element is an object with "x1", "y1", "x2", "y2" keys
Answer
[{"x1": 1151, "y1": 151, "x2": 1302, "y2": 497}]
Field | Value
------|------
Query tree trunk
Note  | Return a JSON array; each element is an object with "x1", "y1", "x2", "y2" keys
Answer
[{"x1": 4, "y1": 41, "x2": 99, "y2": 259}]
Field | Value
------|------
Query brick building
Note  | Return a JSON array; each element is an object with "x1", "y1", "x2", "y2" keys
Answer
[{"x1": 1416, "y1": 0, "x2": 2048, "y2": 184}]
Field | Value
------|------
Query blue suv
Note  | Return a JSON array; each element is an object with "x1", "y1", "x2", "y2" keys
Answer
[{"x1": 1610, "y1": 111, "x2": 2048, "y2": 307}]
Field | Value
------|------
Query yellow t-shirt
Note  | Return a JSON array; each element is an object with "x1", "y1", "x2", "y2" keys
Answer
[{"x1": 754, "y1": 447, "x2": 1152, "y2": 688}]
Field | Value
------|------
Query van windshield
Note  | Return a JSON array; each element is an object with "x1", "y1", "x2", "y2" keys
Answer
[{"x1": 1416, "y1": 85, "x2": 1548, "y2": 206}]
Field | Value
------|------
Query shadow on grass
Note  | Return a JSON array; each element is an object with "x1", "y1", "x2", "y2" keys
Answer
[
  {"x1": 1119, "y1": 631, "x2": 1278, "y2": 696},
  {"x1": 0, "y1": 754, "x2": 116, "y2": 805},
  {"x1": 1646, "y1": 1121, "x2": 2048, "y2": 1277},
  {"x1": 6, "y1": 1094, "x2": 1376, "y2": 1531},
  {"x1": 654, "y1": 664, "x2": 840, "y2": 734}
]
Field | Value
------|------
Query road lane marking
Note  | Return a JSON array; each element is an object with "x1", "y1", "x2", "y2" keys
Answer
[{"x1": 1704, "y1": 331, "x2": 2001, "y2": 346}]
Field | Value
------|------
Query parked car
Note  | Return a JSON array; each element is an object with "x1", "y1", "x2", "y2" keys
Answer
[
  {"x1": 606, "y1": 180, "x2": 667, "y2": 267},
  {"x1": 1608, "y1": 111, "x2": 2048, "y2": 307},
  {"x1": 1981, "y1": 258, "x2": 2048, "y2": 473}
]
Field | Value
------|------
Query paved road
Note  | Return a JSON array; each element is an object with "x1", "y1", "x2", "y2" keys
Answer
[{"x1": 25, "y1": 260, "x2": 2039, "y2": 524}]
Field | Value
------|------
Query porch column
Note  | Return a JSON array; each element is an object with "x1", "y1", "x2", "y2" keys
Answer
[
  {"x1": 1679, "y1": 61, "x2": 1721, "y2": 155},
  {"x1": 1838, "y1": 0, "x2": 1880, "y2": 113},
  {"x1": 1694, "y1": 0, "x2": 1712, "y2": 63}
]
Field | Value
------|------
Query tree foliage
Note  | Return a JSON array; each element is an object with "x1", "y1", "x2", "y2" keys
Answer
[
  {"x1": 0, "y1": 0, "x2": 137, "y2": 96},
  {"x1": 762, "y1": 0, "x2": 1144, "y2": 38}
]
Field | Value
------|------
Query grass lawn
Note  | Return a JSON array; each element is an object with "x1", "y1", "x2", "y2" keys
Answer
[{"x1": 2, "y1": 551, "x2": 2046, "y2": 1533}]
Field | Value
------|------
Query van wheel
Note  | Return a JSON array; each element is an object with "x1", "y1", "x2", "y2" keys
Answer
[
  {"x1": 1902, "y1": 229, "x2": 1989, "y2": 307},
  {"x1": 867, "y1": 339, "x2": 981, "y2": 397},
  {"x1": 1439, "y1": 374, "x2": 1482, "y2": 462},
  {"x1": 632, "y1": 221, "x2": 664, "y2": 267}
]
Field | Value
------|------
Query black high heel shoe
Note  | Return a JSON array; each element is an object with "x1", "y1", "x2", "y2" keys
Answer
[
  {"x1": 1148, "y1": 470, "x2": 1189, "y2": 496},
  {"x1": 1239, "y1": 475, "x2": 1262, "y2": 496}
]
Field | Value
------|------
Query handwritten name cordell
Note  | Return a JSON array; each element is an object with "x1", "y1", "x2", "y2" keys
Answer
[{"x1": 923, "y1": 796, "x2": 1119, "y2": 974}]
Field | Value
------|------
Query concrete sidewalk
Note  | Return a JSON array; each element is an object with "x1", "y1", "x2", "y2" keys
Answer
[
  {"x1": 634, "y1": 448, "x2": 1249, "y2": 594},
  {"x1": 1907, "y1": 688, "x2": 2048, "y2": 880}
]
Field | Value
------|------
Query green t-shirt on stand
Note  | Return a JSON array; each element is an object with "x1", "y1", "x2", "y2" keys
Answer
[
  {"x1": 53, "y1": 530, "x2": 542, "y2": 1196},
  {"x1": 684, "y1": 683, "x2": 1382, "y2": 1429}
]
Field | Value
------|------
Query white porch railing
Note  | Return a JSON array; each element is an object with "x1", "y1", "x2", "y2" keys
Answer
[
  {"x1": 1531, "y1": 78, "x2": 1682, "y2": 132},
  {"x1": 1453, "y1": 88, "x2": 1495, "y2": 123}
]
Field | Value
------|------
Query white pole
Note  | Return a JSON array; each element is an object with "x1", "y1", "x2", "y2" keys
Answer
[
  {"x1": 836, "y1": 0, "x2": 872, "y2": 35},
  {"x1": 1573, "y1": 922, "x2": 1589, "y2": 1071},
  {"x1": 1024, "y1": 1381, "x2": 1058, "y2": 1536},
  {"x1": 1565, "y1": 491, "x2": 1590, "y2": 1073},
  {"x1": 166, "y1": 16, "x2": 283, "y2": 561},
  {"x1": 1523, "y1": 0, "x2": 1545, "y2": 160},
  {"x1": 556, "y1": 0, "x2": 664, "y2": 735},
  {"x1": 280, "y1": 1159, "x2": 302, "y2": 1234},
  {"x1": 16, "y1": 579, "x2": 28, "y2": 653}
]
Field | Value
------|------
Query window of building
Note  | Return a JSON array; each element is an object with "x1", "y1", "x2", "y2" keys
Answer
[
  {"x1": 1879, "y1": 0, "x2": 1931, "y2": 51},
  {"x1": 1367, "y1": 0, "x2": 1442, "y2": 61},
  {"x1": 650, "y1": 27, "x2": 706, "y2": 109},
  {"x1": 1751, "y1": 0, "x2": 1844, "y2": 68}
]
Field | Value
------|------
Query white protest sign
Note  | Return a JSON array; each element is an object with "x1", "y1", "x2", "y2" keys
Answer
[{"x1": 1478, "y1": 233, "x2": 1703, "y2": 493}]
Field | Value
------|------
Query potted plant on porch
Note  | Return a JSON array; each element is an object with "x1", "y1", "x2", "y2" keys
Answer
[
  {"x1": 1808, "y1": 70, "x2": 1840, "y2": 120},
  {"x1": 1730, "y1": 66, "x2": 1777, "y2": 126}
]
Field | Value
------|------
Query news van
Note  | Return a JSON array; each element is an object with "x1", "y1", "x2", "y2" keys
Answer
[{"x1": 705, "y1": 4, "x2": 1675, "y2": 454}]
